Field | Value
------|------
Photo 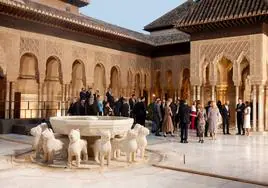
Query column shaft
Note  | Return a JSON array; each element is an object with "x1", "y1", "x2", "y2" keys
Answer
[
  {"x1": 258, "y1": 85, "x2": 264, "y2": 132},
  {"x1": 196, "y1": 86, "x2": 201, "y2": 101},
  {"x1": 193, "y1": 86, "x2": 196, "y2": 102},
  {"x1": 211, "y1": 85, "x2": 215, "y2": 101},
  {"x1": 252, "y1": 85, "x2": 257, "y2": 131},
  {"x1": 265, "y1": 86, "x2": 268, "y2": 131}
]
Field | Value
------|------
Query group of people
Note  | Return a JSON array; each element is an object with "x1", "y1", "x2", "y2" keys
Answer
[
  {"x1": 67, "y1": 88, "x2": 148, "y2": 126},
  {"x1": 152, "y1": 97, "x2": 252, "y2": 144}
]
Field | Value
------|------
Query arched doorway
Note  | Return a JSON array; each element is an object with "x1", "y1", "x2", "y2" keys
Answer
[
  {"x1": 134, "y1": 73, "x2": 141, "y2": 97},
  {"x1": 181, "y1": 68, "x2": 190, "y2": 102},
  {"x1": 110, "y1": 66, "x2": 120, "y2": 97},
  {"x1": 0, "y1": 66, "x2": 6, "y2": 118},
  {"x1": 71, "y1": 60, "x2": 86, "y2": 97},
  {"x1": 17, "y1": 53, "x2": 39, "y2": 118},
  {"x1": 216, "y1": 57, "x2": 235, "y2": 122},
  {"x1": 166, "y1": 70, "x2": 173, "y2": 99},
  {"x1": 94, "y1": 64, "x2": 106, "y2": 98},
  {"x1": 44, "y1": 56, "x2": 62, "y2": 117}
]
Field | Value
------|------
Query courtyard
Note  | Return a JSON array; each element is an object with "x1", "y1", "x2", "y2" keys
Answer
[{"x1": 0, "y1": 130, "x2": 267, "y2": 188}]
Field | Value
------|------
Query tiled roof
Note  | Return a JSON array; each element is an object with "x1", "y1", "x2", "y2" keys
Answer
[
  {"x1": 176, "y1": 0, "x2": 268, "y2": 30},
  {"x1": 144, "y1": 0, "x2": 196, "y2": 32},
  {"x1": 0, "y1": 0, "x2": 189, "y2": 46}
]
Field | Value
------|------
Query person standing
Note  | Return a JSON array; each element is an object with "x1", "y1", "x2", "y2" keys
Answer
[
  {"x1": 133, "y1": 97, "x2": 147, "y2": 126},
  {"x1": 169, "y1": 98, "x2": 177, "y2": 131},
  {"x1": 190, "y1": 101, "x2": 197, "y2": 129},
  {"x1": 154, "y1": 99, "x2": 162, "y2": 136},
  {"x1": 196, "y1": 104, "x2": 207, "y2": 143},
  {"x1": 121, "y1": 98, "x2": 130, "y2": 117},
  {"x1": 162, "y1": 100, "x2": 174, "y2": 137},
  {"x1": 222, "y1": 101, "x2": 231, "y2": 135},
  {"x1": 236, "y1": 99, "x2": 245, "y2": 135},
  {"x1": 243, "y1": 101, "x2": 251, "y2": 136},
  {"x1": 208, "y1": 101, "x2": 221, "y2": 140},
  {"x1": 205, "y1": 101, "x2": 212, "y2": 137},
  {"x1": 179, "y1": 100, "x2": 191, "y2": 143},
  {"x1": 106, "y1": 88, "x2": 114, "y2": 108},
  {"x1": 96, "y1": 95, "x2": 103, "y2": 116},
  {"x1": 67, "y1": 97, "x2": 79, "y2": 116},
  {"x1": 129, "y1": 94, "x2": 136, "y2": 118}
]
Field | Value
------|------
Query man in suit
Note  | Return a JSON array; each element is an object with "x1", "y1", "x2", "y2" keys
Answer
[
  {"x1": 154, "y1": 98, "x2": 162, "y2": 136},
  {"x1": 236, "y1": 99, "x2": 245, "y2": 135},
  {"x1": 120, "y1": 98, "x2": 130, "y2": 117},
  {"x1": 178, "y1": 100, "x2": 191, "y2": 143},
  {"x1": 222, "y1": 101, "x2": 231, "y2": 135},
  {"x1": 129, "y1": 94, "x2": 136, "y2": 118}
]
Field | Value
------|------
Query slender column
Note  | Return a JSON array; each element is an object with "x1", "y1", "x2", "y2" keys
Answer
[
  {"x1": 61, "y1": 84, "x2": 66, "y2": 116},
  {"x1": 38, "y1": 82, "x2": 42, "y2": 118},
  {"x1": 258, "y1": 85, "x2": 264, "y2": 132},
  {"x1": 252, "y1": 85, "x2": 257, "y2": 131},
  {"x1": 201, "y1": 86, "x2": 205, "y2": 106},
  {"x1": 9, "y1": 82, "x2": 14, "y2": 119},
  {"x1": 211, "y1": 85, "x2": 215, "y2": 101},
  {"x1": 192, "y1": 85, "x2": 196, "y2": 102},
  {"x1": 196, "y1": 86, "x2": 201, "y2": 101},
  {"x1": 5, "y1": 82, "x2": 10, "y2": 119},
  {"x1": 265, "y1": 86, "x2": 268, "y2": 131}
]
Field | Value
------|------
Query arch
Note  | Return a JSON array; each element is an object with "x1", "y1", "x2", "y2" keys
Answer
[
  {"x1": 71, "y1": 60, "x2": 86, "y2": 97},
  {"x1": 110, "y1": 66, "x2": 121, "y2": 97},
  {"x1": 134, "y1": 72, "x2": 141, "y2": 97},
  {"x1": 43, "y1": 56, "x2": 63, "y2": 117},
  {"x1": 17, "y1": 53, "x2": 39, "y2": 118},
  {"x1": 165, "y1": 70, "x2": 173, "y2": 99},
  {"x1": 94, "y1": 63, "x2": 106, "y2": 98},
  {"x1": 181, "y1": 68, "x2": 190, "y2": 101},
  {"x1": 18, "y1": 53, "x2": 39, "y2": 82}
]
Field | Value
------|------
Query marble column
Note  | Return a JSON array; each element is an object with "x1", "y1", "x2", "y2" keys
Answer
[
  {"x1": 211, "y1": 85, "x2": 215, "y2": 101},
  {"x1": 201, "y1": 86, "x2": 205, "y2": 106},
  {"x1": 192, "y1": 86, "x2": 196, "y2": 101},
  {"x1": 38, "y1": 82, "x2": 43, "y2": 118},
  {"x1": 4, "y1": 82, "x2": 10, "y2": 119},
  {"x1": 196, "y1": 86, "x2": 201, "y2": 101},
  {"x1": 258, "y1": 85, "x2": 264, "y2": 132},
  {"x1": 61, "y1": 84, "x2": 66, "y2": 116},
  {"x1": 252, "y1": 85, "x2": 257, "y2": 132},
  {"x1": 9, "y1": 82, "x2": 14, "y2": 119},
  {"x1": 265, "y1": 86, "x2": 268, "y2": 131}
]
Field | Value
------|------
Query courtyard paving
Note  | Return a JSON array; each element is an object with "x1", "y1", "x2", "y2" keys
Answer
[{"x1": 0, "y1": 130, "x2": 267, "y2": 188}]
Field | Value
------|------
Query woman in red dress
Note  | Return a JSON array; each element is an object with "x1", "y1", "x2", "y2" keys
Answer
[{"x1": 190, "y1": 101, "x2": 197, "y2": 129}]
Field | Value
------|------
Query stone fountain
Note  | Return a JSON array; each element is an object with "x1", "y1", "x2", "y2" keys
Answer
[{"x1": 50, "y1": 116, "x2": 134, "y2": 157}]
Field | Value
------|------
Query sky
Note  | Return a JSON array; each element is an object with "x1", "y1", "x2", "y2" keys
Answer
[{"x1": 80, "y1": 0, "x2": 187, "y2": 34}]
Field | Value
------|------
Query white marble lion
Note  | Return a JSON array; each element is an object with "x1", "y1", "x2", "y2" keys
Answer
[
  {"x1": 136, "y1": 126, "x2": 150, "y2": 160},
  {"x1": 111, "y1": 130, "x2": 138, "y2": 163},
  {"x1": 68, "y1": 129, "x2": 88, "y2": 167},
  {"x1": 93, "y1": 130, "x2": 112, "y2": 167},
  {"x1": 42, "y1": 128, "x2": 64, "y2": 164},
  {"x1": 30, "y1": 122, "x2": 48, "y2": 158}
]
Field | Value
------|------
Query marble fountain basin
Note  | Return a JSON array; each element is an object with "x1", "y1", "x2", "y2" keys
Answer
[{"x1": 49, "y1": 116, "x2": 134, "y2": 137}]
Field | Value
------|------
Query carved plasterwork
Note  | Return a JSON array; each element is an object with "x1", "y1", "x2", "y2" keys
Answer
[
  {"x1": 46, "y1": 41, "x2": 63, "y2": 58},
  {"x1": 72, "y1": 46, "x2": 87, "y2": 61},
  {"x1": 20, "y1": 37, "x2": 40, "y2": 56},
  {"x1": 95, "y1": 51, "x2": 107, "y2": 64}
]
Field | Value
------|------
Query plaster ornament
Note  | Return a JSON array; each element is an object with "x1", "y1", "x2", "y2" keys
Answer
[
  {"x1": 42, "y1": 128, "x2": 64, "y2": 164},
  {"x1": 68, "y1": 129, "x2": 88, "y2": 167},
  {"x1": 93, "y1": 130, "x2": 112, "y2": 167}
]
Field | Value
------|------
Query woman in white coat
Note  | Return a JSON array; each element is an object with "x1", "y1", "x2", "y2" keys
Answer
[{"x1": 243, "y1": 101, "x2": 251, "y2": 136}]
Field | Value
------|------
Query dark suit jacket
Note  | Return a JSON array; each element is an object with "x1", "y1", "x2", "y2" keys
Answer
[
  {"x1": 179, "y1": 103, "x2": 191, "y2": 124},
  {"x1": 222, "y1": 105, "x2": 230, "y2": 119},
  {"x1": 121, "y1": 103, "x2": 130, "y2": 117},
  {"x1": 236, "y1": 103, "x2": 245, "y2": 118}
]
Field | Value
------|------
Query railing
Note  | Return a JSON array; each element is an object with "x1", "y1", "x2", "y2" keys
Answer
[{"x1": 0, "y1": 100, "x2": 70, "y2": 119}]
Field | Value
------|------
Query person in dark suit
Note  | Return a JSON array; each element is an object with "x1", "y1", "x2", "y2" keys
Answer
[
  {"x1": 106, "y1": 88, "x2": 114, "y2": 108},
  {"x1": 79, "y1": 88, "x2": 87, "y2": 101},
  {"x1": 67, "y1": 97, "x2": 79, "y2": 116},
  {"x1": 133, "y1": 97, "x2": 147, "y2": 126},
  {"x1": 79, "y1": 99, "x2": 86, "y2": 116},
  {"x1": 178, "y1": 100, "x2": 191, "y2": 143},
  {"x1": 205, "y1": 101, "x2": 212, "y2": 137},
  {"x1": 222, "y1": 101, "x2": 231, "y2": 135},
  {"x1": 129, "y1": 94, "x2": 136, "y2": 118},
  {"x1": 153, "y1": 98, "x2": 162, "y2": 136},
  {"x1": 236, "y1": 99, "x2": 245, "y2": 135},
  {"x1": 120, "y1": 98, "x2": 130, "y2": 117}
]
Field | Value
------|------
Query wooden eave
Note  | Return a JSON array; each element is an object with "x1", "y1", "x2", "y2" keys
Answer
[
  {"x1": 0, "y1": 0, "x2": 154, "y2": 47},
  {"x1": 176, "y1": 15, "x2": 268, "y2": 34}
]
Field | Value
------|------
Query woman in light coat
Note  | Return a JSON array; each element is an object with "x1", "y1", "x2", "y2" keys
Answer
[
  {"x1": 243, "y1": 101, "x2": 251, "y2": 136},
  {"x1": 208, "y1": 101, "x2": 221, "y2": 140}
]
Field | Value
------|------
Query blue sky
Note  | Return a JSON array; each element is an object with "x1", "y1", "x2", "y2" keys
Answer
[{"x1": 80, "y1": 0, "x2": 186, "y2": 33}]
